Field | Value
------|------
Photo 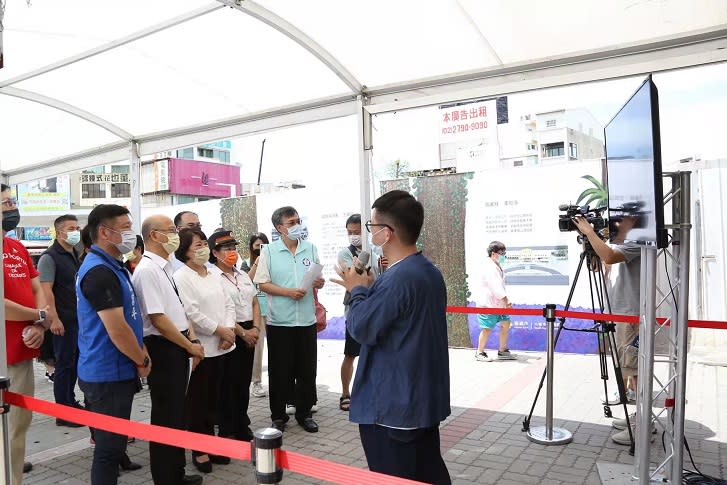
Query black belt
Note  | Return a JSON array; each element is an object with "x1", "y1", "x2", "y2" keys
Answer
[{"x1": 238, "y1": 321, "x2": 254, "y2": 330}]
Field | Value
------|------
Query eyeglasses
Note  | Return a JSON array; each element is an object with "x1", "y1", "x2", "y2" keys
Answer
[
  {"x1": 1, "y1": 197, "x2": 17, "y2": 207},
  {"x1": 497, "y1": 251, "x2": 507, "y2": 256},
  {"x1": 365, "y1": 220, "x2": 393, "y2": 233},
  {"x1": 153, "y1": 227, "x2": 179, "y2": 234},
  {"x1": 282, "y1": 219, "x2": 301, "y2": 227}
]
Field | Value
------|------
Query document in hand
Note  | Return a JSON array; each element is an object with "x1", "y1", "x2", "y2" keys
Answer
[{"x1": 300, "y1": 262, "x2": 323, "y2": 290}]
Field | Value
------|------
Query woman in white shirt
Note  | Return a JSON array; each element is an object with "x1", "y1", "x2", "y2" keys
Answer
[
  {"x1": 173, "y1": 228, "x2": 236, "y2": 474},
  {"x1": 208, "y1": 230, "x2": 262, "y2": 442}
]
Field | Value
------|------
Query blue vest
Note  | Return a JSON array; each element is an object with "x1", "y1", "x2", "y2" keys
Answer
[
  {"x1": 76, "y1": 246, "x2": 143, "y2": 382},
  {"x1": 265, "y1": 239, "x2": 317, "y2": 326}
]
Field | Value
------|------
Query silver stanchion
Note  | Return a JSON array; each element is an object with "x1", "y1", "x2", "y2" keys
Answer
[
  {"x1": 527, "y1": 304, "x2": 573, "y2": 445},
  {"x1": 253, "y1": 427, "x2": 283, "y2": 484},
  {"x1": 0, "y1": 376, "x2": 11, "y2": 483}
]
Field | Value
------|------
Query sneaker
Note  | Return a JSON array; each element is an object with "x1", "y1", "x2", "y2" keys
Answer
[
  {"x1": 251, "y1": 383, "x2": 267, "y2": 398},
  {"x1": 285, "y1": 404, "x2": 296, "y2": 415},
  {"x1": 475, "y1": 352, "x2": 492, "y2": 362},
  {"x1": 497, "y1": 349, "x2": 517, "y2": 360},
  {"x1": 611, "y1": 422, "x2": 656, "y2": 445},
  {"x1": 612, "y1": 412, "x2": 636, "y2": 430},
  {"x1": 45, "y1": 372, "x2": 54, "y2": 383}
]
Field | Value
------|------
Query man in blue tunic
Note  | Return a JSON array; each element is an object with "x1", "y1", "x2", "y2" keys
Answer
[{"x1": 332, "y1": 190, "x2": 451, "y2": 485}]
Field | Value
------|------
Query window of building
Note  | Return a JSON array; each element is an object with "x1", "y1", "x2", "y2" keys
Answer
[
  {"x1": 111, "y1": 183, "x2": 130, "y2": 198},
  {"x1": 569, "y1": 143, "x2": 578, "y2": 159},
  {"x1": 513, "y1": 160, "x2": 524, "y2": 167},
  {"x1": 543, "y1": 142, "x2": 565, "y2": 158},
  {"x1": 198, "y1": 148, "x2": 214, "y2": 158},
  {"x1": 546, "y1": 119, "x2": 556, "y2": 128},
  {"x1": 111, "y1": 165, "x2": 129, "y2": 174},
  {"x1": 526, "y1": 143, "x2": 536, "y2": 151},
  {"x1": 82, "y1": 183, "x2": 106, "y2": 198},
  {"x1": 176, "y1": 195, "x2": 195, "y2": 205},
  {"x1": 177, "y1": 147, "x2": 194, "y2": 159},
  {"x1": 82, "y1": 166, "x2": 104, "y2": 174},
  {"x1": 219, "y1": 151, "x2": 230, "y2": 163}
]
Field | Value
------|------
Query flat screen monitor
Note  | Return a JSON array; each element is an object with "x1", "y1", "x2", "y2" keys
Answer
[{"x1": 605, "y1": 75, "x2": 667, "y2": 248}]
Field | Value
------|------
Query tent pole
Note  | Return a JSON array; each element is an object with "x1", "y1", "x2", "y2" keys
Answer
[
  {"x1": 129, "y1": 141, "x2": 141, "y2": 232},
  {"x1": 357, "y1": 96, "x2": 372, "y2": 250}
]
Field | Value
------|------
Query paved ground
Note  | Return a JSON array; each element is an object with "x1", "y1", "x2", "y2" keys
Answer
[{"x1": 19, "y1": 336, "x2": 727, "y2": 484}]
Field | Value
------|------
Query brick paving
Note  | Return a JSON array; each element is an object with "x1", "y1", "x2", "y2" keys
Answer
[{"x1": 18, "y1": 338, "x2": 727, "y2": 484}]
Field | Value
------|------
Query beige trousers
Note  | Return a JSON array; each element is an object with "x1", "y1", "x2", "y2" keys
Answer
[{"x1": 7, "y1": 360, "x2": 34, "y2": 485}]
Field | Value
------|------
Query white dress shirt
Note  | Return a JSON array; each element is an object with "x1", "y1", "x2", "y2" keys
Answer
[
  {"x1": 173, "y1": 264, "x2": 236, "y2": 357},
  {"x1": 208, "y1": 265, "x2": 257, "y2": 323},
  {"x1": 131, "y1": 251, "x2": 189, "y2": 338}
]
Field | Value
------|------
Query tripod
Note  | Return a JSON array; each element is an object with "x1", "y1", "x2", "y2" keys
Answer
[{"x1": 522, "y1": 236, "x2": 635, "y2": 451}]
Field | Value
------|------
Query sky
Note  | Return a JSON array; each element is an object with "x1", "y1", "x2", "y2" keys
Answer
[{"x1": 230, "y1": 62, "x2": 727, "y2": 193}]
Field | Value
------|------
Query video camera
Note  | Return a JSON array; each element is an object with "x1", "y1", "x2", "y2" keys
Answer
[{"x1": 558, "y1": 204, "x2": 607, "y2": 233}]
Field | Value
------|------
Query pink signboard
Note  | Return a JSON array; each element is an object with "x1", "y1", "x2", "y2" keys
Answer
[{"x1": 168, "y1": 158, "x2": 240, "y2": 197}]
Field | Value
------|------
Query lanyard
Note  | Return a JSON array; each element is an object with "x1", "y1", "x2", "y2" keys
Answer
[{"x1": 143, "y1": 255, "x2": 183, "y2": 304}]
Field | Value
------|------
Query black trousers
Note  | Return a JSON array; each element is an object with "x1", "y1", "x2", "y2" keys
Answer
[
  {"x1": 53, "y1": 322, "x2": 79, "y2": 406},
  {"x1": 145, "y1": 335, "x2": 190, "y2": 485},
  {"x1": 359, "y1": 424, "x2": 451, "y2": 485},
  {"x1": 79, "y1": 379, "x2": 136, "y2": 485},
  {"x1": 266, "y1": 324, "x2": 317, "y2": 422},
  {"x1": 219, "y1": 335, "x2": 255, "y2": 439},
  {"x1": 185, "y1": 353, "x2": 222, "y2": 455}
]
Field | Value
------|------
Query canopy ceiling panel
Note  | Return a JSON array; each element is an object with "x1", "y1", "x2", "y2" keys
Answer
[
  {"x1": 256, "y1": 0, "x2": 499, "y2": 86},
  {"x1": 460, "y1": 0, "x2": 727, "y2": 64},
  {"x1": 0, "y1": 0, "x2": 210, "y2": 80},
  {"x1": 10, "y1": 7, "x2": 349, "y2": 136},
  {"x1": 0, "y1": 94, "x2": 119, "y2": 171}
]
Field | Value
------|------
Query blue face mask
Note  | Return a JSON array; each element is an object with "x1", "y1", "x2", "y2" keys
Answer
[
  {"x1": 65, "y1": 230, "x2": 81, "y2": 246},
  {"x1": 498, "y1": 255, "x2": 506, "y2": 265},
  {"x1": 286, "y1": 224, "x2": 307, "y2": 241}
]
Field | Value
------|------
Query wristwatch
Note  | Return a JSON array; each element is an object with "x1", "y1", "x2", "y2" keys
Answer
[
  {"x1": 35, "y1": 309, "x2": 47, "y2": 323},
  {"x1": 189, "y1": 339, "x2": 201, "y2": 345},
  {"x1": 136, "y1": 355, "x2": 150, "y2": 369}
]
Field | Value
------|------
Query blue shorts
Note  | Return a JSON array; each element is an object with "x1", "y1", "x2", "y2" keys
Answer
[{"x1": 477, "y1": 314, "x2": 510, "y2": 330}]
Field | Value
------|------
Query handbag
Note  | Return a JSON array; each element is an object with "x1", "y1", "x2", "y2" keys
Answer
[{"x1": 313, "y1": 288, "x2": 327, "y2": 332}]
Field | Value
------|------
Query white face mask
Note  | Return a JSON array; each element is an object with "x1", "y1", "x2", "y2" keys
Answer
[
  {"x1": 285, "y1": 224, "x2": 307, "y2": 241},
  {"x1": 348, "y1": 234, "x2": 362, "y2": 248},
  {"x1": 105, "y1": 227, "x2": 137, "y2": 254},
  {"x1": 192, "y1": 246, "x2": 210, "y2": 266},
  {"x1": 368, "y1": 228, "x2": 387, "y2": 258}
]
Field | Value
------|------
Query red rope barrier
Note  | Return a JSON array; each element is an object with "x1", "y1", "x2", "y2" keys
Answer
[
  {"x1": 446, "y1": 306, "x2": 727, "y2": 330},
  {"x1": 4, "y1": 392, "x2": 424, "y2": 485}
]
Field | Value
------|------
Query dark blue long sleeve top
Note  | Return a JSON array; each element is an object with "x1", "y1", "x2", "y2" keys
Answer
[{"x1": 347, "y1": 252, "x2": 451, "y2": 429}]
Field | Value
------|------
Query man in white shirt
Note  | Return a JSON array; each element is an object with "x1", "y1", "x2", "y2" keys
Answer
[
  {"x1": 131, "y1": 214, "x2": 205, "y2": 485},
  {"x1": 475, "y1": 241, "x2": 517, "y2": 362}
]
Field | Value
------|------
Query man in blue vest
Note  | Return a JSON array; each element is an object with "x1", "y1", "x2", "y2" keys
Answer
[
  {"x1": 38, "y1": 214, "x2": 83, "y2": 426},
  {"x1": 76, "y1": 204, "x2": 151, "y2": 485}
]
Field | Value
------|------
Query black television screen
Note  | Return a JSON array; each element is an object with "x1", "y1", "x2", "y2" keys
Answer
[{"x1": 605, "y1": 75, "x2": 667, "y2": 248}]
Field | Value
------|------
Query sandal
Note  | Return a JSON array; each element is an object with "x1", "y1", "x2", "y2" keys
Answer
[{"x1": 339, "y1": 395, "x2": 351, "y2": 412}]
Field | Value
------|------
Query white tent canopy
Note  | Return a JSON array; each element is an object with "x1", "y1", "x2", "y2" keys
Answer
[{"x1": 1, "y1": 0, "x2": 727, "y2": 184}]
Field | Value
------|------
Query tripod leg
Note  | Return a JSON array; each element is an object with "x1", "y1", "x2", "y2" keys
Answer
[{"x1": 607, "y1": 326, "x2": 635, "y2": 454}]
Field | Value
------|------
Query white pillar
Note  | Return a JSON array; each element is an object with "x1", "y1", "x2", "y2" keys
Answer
[
  {"x1": 357, "y1": 96, "x2": 373, "y2": 250},
  {"x1": 129, "y1": 141, "x2": 141, "y2": 232}
]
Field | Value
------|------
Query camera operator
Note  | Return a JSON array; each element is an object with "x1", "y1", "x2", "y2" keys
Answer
[{"x1": 573, "y1": 215, "x2": 642, "y2": 445}]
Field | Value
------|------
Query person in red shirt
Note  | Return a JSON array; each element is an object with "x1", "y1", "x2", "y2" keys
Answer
[{"x1": 2, "y1": 183, "x2": 51, "y2": 485}]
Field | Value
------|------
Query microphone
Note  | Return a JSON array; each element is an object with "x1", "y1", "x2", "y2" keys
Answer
[{"x1": 354, "y1": 250, "x2": 371, "y2": 275}]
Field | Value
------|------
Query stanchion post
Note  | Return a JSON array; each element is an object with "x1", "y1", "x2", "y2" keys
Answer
[
  {"x1": 0, "y1": 376, "x2": 11, "y2": 484},
  {"x1": 526, "y1": 304, "x2": 573, "y2": 445},
  {"x1": 253, "y1": 427, "x2": 283, "y2": 484}
]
